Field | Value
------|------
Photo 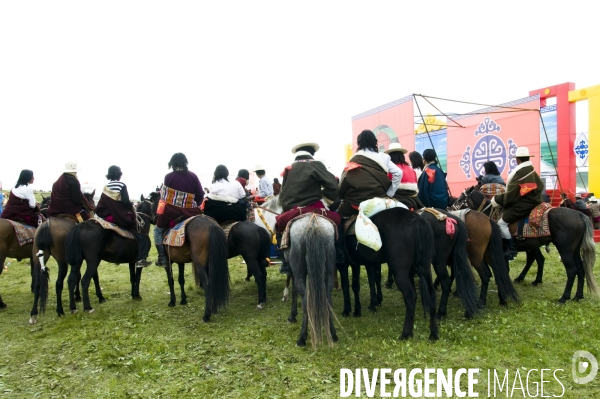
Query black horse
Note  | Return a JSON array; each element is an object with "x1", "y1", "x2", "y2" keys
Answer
[
  {"x1": 338, "y1": 207, "x2": 439, "y2": 340},
  {"x1": 63, "y1": 197, "x2": 153, "y2": 313},
  {"x1": 465, "y1": 188, "x2": 599, "y2": 302},
  {"x1": 454, "y1": 186, "x2": 548, "y2": 286}
]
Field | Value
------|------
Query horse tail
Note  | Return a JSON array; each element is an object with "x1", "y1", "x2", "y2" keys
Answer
[
  {"x1": 413, "y1": 215, "x2": 435, "y2": 318},
  {"x1": 579, "y1": 213, "x2": 599, "y2": 297},
  {"x1": 65, "y1": 224, "x2": 84, "y2": 269},
  {"x1": 257, "y1": 227, "x2": 271, "y2": 269},
  {"x1": 36, "y1": 220, "x2": 53, "y2": 251},
  {"x1": 305, "y1": 217, "x2": 336, "y2": 347},
  {"x1": 204, "y1": 224, "x2": 230, "y2": 313},
  {"x1": 450, "y1": 218, "x2": 482, "y2": 316},
  {"x1": 487, "y1": 219, "x2": 519, "y2": 303}
]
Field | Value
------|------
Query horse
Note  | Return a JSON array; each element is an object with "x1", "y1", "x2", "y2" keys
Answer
[
  {"x1": 464, "y1": 188, "x2": 599, "y2": 302},
  {"x1": 25, "y1": 191, "x2": 98, "y2": 324},
  {"x1": 0, "y1": 219, "x2": 34, "y2": 310},
  {"x1": 453, "y1": 186, "x2": 548, "y2": 286},
  {"x1": 147, "y1": 192, "x2": 266, "y2": 311},
  {"x1": 340, "y1": 207, "x2": 439, "y2": 340},
  {"x1": 63, "y1": 197, "x2": 153, "y2": 314},
  {"x1": 283, "y1": 213, "x2": 338, "y2": 347}
]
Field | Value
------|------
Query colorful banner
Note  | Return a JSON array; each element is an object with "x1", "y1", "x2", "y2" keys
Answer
[
  {"x1": 351, "y1": 95, "x2": 415, "y2": 154},
  {"x1": 446, "y1": 96, "x2": 540, "y2": 195}
]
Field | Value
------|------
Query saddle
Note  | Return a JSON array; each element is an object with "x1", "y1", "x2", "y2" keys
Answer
[
  {"x1": 506, "y1": 203, "x2": 553, "y2": 239},
  {"x1": 163, "y1": 215, "x2": 218, "y2": 247},
  {"x1": 2, "y1": 219, "x2": 36, "y2": 246},
  {"x1": 279, "y1": 213, "x2": 338, "y2": 250}
]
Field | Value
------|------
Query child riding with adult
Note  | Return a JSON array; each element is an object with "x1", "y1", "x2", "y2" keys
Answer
[
  {"x1": 154, "y1": 153, "x2": 204, "y2": 267},
  {"x1": 337, "y1": 130, "x2": 402, "y2": 218},
  {"x1": 490, "y1": 146, "x2": 544, "y2": 259},
  {"x1": 48, "y1": 162, "x2": 92, "y2": 222},
  {"x1": 0, "y1": 169, "x2": 41, "y2": 228},
  {"x1": 203, "y1": 164, "x2": 248, "y2": 224},
  {"x1": 384, "y1": 143, "x2": 423, "y2": 210},
  {"x1": 276, "y1": 141, "x2": 339, "y2": 273}
]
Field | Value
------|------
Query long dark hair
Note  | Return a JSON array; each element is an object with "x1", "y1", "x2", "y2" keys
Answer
[
  {"x1": 408, "y1": 151, "x2": 425, "y2": 170},
  {"x1": 169, "y1": 153, "x2": 188, "y2": 171},
  {"x1": 483, "y1": 161, "x2": 500, "y2": 176},
  {"x1": 357, "y1": 130, "x2": 378, "y2": 152},
  {"x1": 390, "y1": 152, "x2": 409, "y2": 166},
  {"x1": 212, "y1": 165, "x2": 229, "y2": 183},
  {"x1": 16, "y1": 169, "x2": 34, "y2": 188},
  {"x1": 237, "y1": 169, "x2": 250, "y2": 180}
]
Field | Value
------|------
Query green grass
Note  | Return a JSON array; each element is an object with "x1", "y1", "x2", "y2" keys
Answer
[{"x1": 1, "y1": 243, "x2": 600, "y2": 398}]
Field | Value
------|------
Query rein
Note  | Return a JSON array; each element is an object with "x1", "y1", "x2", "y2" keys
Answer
[
  {"x1": 256, "y1": 208, "x2": 278, "y2": 245},
  {"x1": 257, "y1": 206, "x2": 280, "y2": 216}
]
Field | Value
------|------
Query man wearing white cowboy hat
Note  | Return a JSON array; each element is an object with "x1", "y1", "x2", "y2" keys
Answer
[
  {"x1": 276, "y1": 141, "x2": 339, "y2": 274},
  {"x1": 253, "y1": 164, "x2": 273, "y2": 202},
  {"x1": 48, "y1": 162, "x2": 91, "y2": 221},
  {"x1": 384, "y1": 142, "x2": 424, "y2": 210},
  {"x1": 490, "y1": 146, "x2": 543, "y2": 258}
]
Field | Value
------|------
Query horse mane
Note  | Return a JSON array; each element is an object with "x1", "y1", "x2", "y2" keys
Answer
[{"x1": 262, "y1": 196, "x2": 282, "y2": 212}]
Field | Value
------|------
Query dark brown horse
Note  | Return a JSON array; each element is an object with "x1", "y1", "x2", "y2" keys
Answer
[
  {"x1": 0, "y1": 219, "x2": 34, "y2": 310},
  {"x1": 30, "y1": 191, "x2": 98, "y2": 324},
  {"x1": 464, "y1": 188, "x2": 599, "y2": 302},
  {"x1": 160, "y1": 215, "x2": 231, "y2": 322}
]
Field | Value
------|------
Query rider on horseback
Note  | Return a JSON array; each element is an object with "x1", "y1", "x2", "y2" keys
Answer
[
  {"x1": 0, "y1": 169, "x2": 41, "y2": 228},
  {"x1": 417, "y1": 149, "x2": 449, "y2": 209},
  {"x1": 491, "y1": 147, "x2": 544, "y2": 259},
  {"x1": 96, "y1": 165, "x2": 136, "y2": 228},
  {"x1": 252, "y1": 165, "x2": 273, "y2": 204},
  {"x1": 275, "y1": 142, "x2": 339, "y2": 274},
  {"x1": 337, "y1": 130, "x2": 402, "y2": 217},
  {"x1": 384, "y1": 143, "x2": 423, "y2": 210},
  {"x1": 48, "y1": 162, "x2": 91, "y2": 222},
  {"x1": 154, "y1": 153, "x2": 204, "y2": 267},
  {"x1": 203, "y1": 164, "x2": 248, "y2": 224}
]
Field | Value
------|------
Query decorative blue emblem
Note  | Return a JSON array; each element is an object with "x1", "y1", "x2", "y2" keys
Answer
[
  {"x1": 471, "y1": 135, "x2": 507, "y2": 177},
  {"x1": 474, "y1": 117, "x2": 501, "y2": 137},
  {"x1": 507, "y1": 139, "x2": 518, "y2": 174},
  {"x1": 574, "y1": 140, "x2": 588, "y2": 160},
  {"x1": 460, "y1": 146, "x2": 471, "y2": 178}
]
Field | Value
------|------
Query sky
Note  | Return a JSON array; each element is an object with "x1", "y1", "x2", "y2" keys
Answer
[{"x1": 1, "y1": 1, "x2": 598, "y2": 198}]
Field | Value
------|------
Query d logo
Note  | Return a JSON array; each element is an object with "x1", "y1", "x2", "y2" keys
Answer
[{"x1": 572, "y1": 350, "x2": 598, "y2": 384}]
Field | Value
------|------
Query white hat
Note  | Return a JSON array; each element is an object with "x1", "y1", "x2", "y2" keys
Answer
[
  {"x1": 384, "y1": 142, "x2": 408, "y2": 154},
  {"x1": 589, "y1": 196, "x2": 598, "y2": 202},
  {"x1": 63, "y1": 162, "x2": 81, "y2": 173},
  {"x1": 511, "y1": 146, "x2": 535, "y2": 158},
  {"x1": 253, "y1": 164, "x2": 267, "y2": 172},
  {"x1": 291, "y1": 142, "x2": 320, "y2": 154}
]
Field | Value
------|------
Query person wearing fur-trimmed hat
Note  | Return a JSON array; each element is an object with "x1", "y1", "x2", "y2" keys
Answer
[
  {"x1": 490, "y1": 146, "x2": 543, "y2": 259},
  {"x1": 48, "y1": 162, "x2": 91, "y2": 221}
]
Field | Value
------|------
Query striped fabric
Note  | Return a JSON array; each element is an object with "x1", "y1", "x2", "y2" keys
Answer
[
  {"x1": 107, "y1": 180, "x2": 125, "y2": 193},
  {"x1": 160, "y1": 185, "x2": 197, "y2": 209},
  {"x1": 480, "y1": 183, "x2": 506, "y2": 198}
]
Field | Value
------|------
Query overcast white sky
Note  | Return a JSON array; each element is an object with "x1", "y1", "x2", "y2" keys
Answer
[{"x1": 1, "y1": 1, "x2": 598, "y2": 198}]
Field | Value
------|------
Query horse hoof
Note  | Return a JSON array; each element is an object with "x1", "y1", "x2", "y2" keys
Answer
[
  {"x1": 244, "y1": 277, "x2": 251, "y2": 282},
  {"x1": 98, "y1": 298, "x2": 107, "y2": 304},
  {"x1": 75, "y1": 297, "x2": 82, "y2": 303},
  {"x1": 180, "y1": 300, "x2": 187, "y2": 305},
  {"x1": 368, "y1": 305, "x2": 377, "y2": 313},
  {"x1": 281, "y1": 296, "x2": 288, "y2": 302},
  {"x1": 29, "y1": 315, "x2": 37, "y2": 324},
  {"x1": 557, "y1": 297, "x2": 568, "y2": 304},
  {"x1": 464, "y1": 311, "x2": 474, "y2": 319},
  {"x1": 429, "y1": 333, "x2": 439, "y2": 341},
  {"x1": 168, "y1": 302, "x2": 176, "y2": 307},
  {"x1": 353, "y1": 310, "x2": 361, "y2": 317},
  {"x1": 499, "y1": 300, "x2": 508, "y2": 307},
  {"x1": 332, "y1": 334, "x2": 339, "y2": 343},
  {"x1": 256, "y1": 302, "x2": 266, "y2": 310},
  {"x1": 341, "y1": 311, "x2": 350, "y2": 317},
  {"x1": 288, "y1": 316, "x2": 297, "y2": 323},
  {"x1": 0, "y1": 302, "x2": 7, "y2": 310},
  {"x1": 384, "y1": 283, "x2": 393, "y2": 290},
  {"x1": 132, "y1": 296, "x2": 142, "y2": 301},
  {"x1": 86, "y1": 308, "x2": 94, "y2": 314},
  {"x1": 296, "y1": 339, "x2": 306, "y2": 347},
  {"x1": 532, "y1": 281, "x2": 542, "y2": 286},
  {"x1": 399, "y1": 333, "x2": 413, "y2": 340},
  {"x1": 573, "y1": 296, "x2": 583, "y2": 302},
  {"x1": 202, "y1": 315, "x2": 210, "y2": 322},
  {"x1": 436, "y1": 313, "x2": 446, "y2": 321},
  {"x1": 513, "y1": 278, "x2": 524, "y2": 283},
  {"x1": 57, "y1": 310, "x2": 65, "y2": 317}
]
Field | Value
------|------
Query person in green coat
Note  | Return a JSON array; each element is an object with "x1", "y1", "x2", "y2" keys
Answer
[{"x1": 491, "y1": 147, "x2": 543, "y2": 259}]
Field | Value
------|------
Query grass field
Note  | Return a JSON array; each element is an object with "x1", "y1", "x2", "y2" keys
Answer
[{"x1": 1, "y1": 239, "x2": 599, "y2": 398}]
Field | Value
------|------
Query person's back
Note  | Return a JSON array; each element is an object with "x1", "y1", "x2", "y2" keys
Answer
[
  {"x1": 385, "y1": 143, "x2": 423, "y2": 210},
  {"x1": 279, "y1": 143, "x2": 337, "y2": 212},
  {"x1": 1, "y1": 169, "x2": 39, "y2": 227},
  {"x1": 338, "y1": 130, "x2": 402, "y2": 217},
  {"x1": 417, "y1": 149, "x2": 448, "y2": 209},
  {"x1": 95, "y1": 165, "x2": 135, "y2": 228},
  {"x1": 203, "y1": 165, "x2": 247, "y2": 224},
  {"x1": 48, "y1": 163, "x2": 89, "y2": 221}
]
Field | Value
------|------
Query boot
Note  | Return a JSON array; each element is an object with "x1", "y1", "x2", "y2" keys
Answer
[
  {"x1": 135, "y1": 258, "x2": 152, "y2": 268},
  {"x1": 276, "y1": 233, "x2": 292, "y2": 275},
  {"x1": 502, "y1": 238, "x2": 518, "y2": 261},
  {"x1": 155, "y1": 244, "x2": 168, "y2": 267}
]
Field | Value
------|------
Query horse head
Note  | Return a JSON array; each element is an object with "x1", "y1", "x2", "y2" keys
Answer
[{"x1": 136, "y1": 195, "x2": 155, "y2": 230}]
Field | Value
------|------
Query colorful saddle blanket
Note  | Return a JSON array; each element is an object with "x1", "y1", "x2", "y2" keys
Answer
[
  {"x1": 3, "y1": 219, "x2": 36, "y2": 246},
  {"x1": 280, "y1": 213, "x2": 338, "y2": 250},
  {"x1": 162, "y1": 215, "x2": 225, "y2": 247},
  {"x1": 480, "y1": 183, "x2": 506, "y2": 199},
  {"x1": 508, "y1": 202, "x2": 553, "y2": 238},
  {"x1": 91, "y1": 217, "x2": 134, "y2": 239}
]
